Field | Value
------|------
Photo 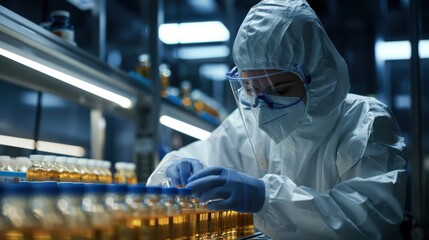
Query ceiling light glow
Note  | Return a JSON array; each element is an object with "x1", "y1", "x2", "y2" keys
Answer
[
  {"x1": 0, "y1": 47, "x2": 133, "y2": 109},
  {"x1": 159, "y1": 21, "x2": 230, "y2": 44},
  {"x1": 159, "y1": 115, "x2": 211, "y2": 140}
]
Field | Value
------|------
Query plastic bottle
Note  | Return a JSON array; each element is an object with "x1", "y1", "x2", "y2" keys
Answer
[
  {"x1": 181, "y1": 80, "x2": 195, "y2": 111},
  {"x1": 0, "y1": 155, "x2": 12, "y2": 171},
  {"x1": 77, "y1": 158, "x2": 92, "y2": 183},
  {"x1": 55, "y1": 156, "x2": 71, "y2": 182},
  {"x1": 160, "y1": 187, "x2": 181, "y2": 239},
  {"x1": 102, "y1": 160, "x2": 113, "y2": 184},
  {"x1": 144, "y1": 186, "x2": 166, "y2": 239},
  {"x1": 2, "y1": 182, "x2": 41, "y2": 239},
  {"x1": 114, "y1": 162, "x2": 127, "y2": 184},
  {"x1": 177, "y1": 188, "x2": 196, "y2": 240},
  {"x1": 15, "y1": 156, "x2": 31, "y2": 172},
  {"x1": 125, "y1": 184, "x2": 148, "y2": 239},
  {"x1": 27, "y1": 154, "x2": 46, "y2": 181},
  {"x1": 87, "y1": 159, "x2": 99, "y2": 183},
  {"x1": 126, "y1": 162, "x2": 138, "y2": 184},
  {"x1": 125, "y1": 184, "x2": 147, "y2": 214},
  {"x1": 81, "y1": 183, "x2": 112, "y2": 239},
  {"x1": 66, "y1": 157, "x2": 81, "y2": 182},
  {"x1": 94, "y1": 160, "x2": 104, "y2": 183},
  {"x1": 136, "y1": 53, "x2": 151, "y2": 79},
  {"x1": 57, "y1": 182, "x2": 90, "y2": 238},
  {"x1": 43, "y1": 155, "x2": 60, "y2": 181},
  {"x1": 49, "y1": 10, "x2": 75, "y2": 44},
  {"x1": 29, "y1": 182, "x2": 65, "y2": 237},
  {"x1": 159, "y1": 63, "x2": 171, "y2": 98},
  {"x1": 0, "y1": 156, "x2": 16, "y2": 183},
  {"x1": 105, "y1": 184, "x2": 131, "y2": 240},
  {"x1": 191, "y1": 195, "x2": 210, "y2": 239},
  {"x1": 0, "y1": 184, "x2": 11, "y2": 238}
]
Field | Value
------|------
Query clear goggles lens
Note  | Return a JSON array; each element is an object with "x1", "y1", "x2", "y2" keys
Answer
[{"x1": 227, "y1": 65, "x2": 311, "y2": 109}]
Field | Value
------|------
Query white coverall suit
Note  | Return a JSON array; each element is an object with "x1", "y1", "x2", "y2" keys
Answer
[{"x1": 148, "y1": 0, "x2": 407, "y2": 239}]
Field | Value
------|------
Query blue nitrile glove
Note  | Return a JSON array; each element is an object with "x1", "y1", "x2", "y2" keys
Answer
[
  {"x1": 186, "y1": 167, "x2": 265, "y2": 213},
  {"x1": 166, "y1": 158, "x2": 204, "y2": 187}
]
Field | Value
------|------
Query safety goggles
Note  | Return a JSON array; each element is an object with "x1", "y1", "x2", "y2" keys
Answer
[{"x1": 227, "y1": 65, "x2": 311, "y2": 109}]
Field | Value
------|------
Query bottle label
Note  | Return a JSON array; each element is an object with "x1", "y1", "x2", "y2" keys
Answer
[
  {"x1": 0, "y1": 170, "x2": 26, "y2": 183},
  {"x1": 51, "y1": 28, "x2": 75, "y2": 43}
]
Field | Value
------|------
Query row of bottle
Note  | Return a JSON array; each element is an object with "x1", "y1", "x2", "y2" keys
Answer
[
  {"x1": 135, "y1": 54, "x2": 223, "y2": 122},
  {"x1": 0, "y1": 155, "x2": 137, "y2": 184},
  {"x1": 0, "y1": 182, "x2": 254, "y2": 240}
]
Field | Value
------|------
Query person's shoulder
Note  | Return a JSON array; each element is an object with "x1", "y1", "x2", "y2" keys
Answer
[
  {"x1": 340, "y1": 93, "x2": 401, "y2": 138},
  {"x1": 342, "y1": 93, "x2": 391, "y2": 116}
]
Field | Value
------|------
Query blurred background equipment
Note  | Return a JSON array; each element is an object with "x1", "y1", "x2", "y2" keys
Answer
[{"x1": 0, "y1": 0, "x2": 428, "y2": 238}]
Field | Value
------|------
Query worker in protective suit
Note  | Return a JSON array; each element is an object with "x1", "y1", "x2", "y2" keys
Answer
[{"x1": 147, "y1": 0, "x2": 407, "y2": 239}]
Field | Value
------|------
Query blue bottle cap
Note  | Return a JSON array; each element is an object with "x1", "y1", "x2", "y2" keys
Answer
[
  {"x1": 83, "y1": 183, "x2": 107, "y2": 194},
  {"x1": 145, "y1": 186, "x2": 162, "y2": 194},
  {"x1": 58, "y1": 182, "x2": 84, "y2": 195},
  {"x1": 161, "y1": 187, "x2": 178, "y2": 195},
  {"x1": 127, "y1": 184, "x2": 146, "y2": 194},
  {"x1": 5, "y1": 182, "x2": 32, "y2": 196},
  {"x1": 106, "y1": 184, "x2": 128, "y2": 194},
  {"x1": 30, "y1": 181, "x2": 59, "y2": 196}
]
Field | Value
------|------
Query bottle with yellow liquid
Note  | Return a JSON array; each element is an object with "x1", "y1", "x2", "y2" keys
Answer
[
  {"x1": 0, "y1": 185, "x2": 11, "y2": 239},
  {"x1": 87, "y1": 159, "x2": 99, "y2": 183},
  {"x1": 105, "y1": 184, "x2": 131, "y2": 240},
  {"x1": 181, "y1": 80, "x2": 195, "y2": 111},
  {"x1": 159, "y1": 63, "x2": 171, "y2": 98},
  {"x1": 125, "y1": 184, "x2": 148, "y2": 240},
  {"x1": 160, "y1": 187, "x2": 181, "y2": 239},
  {"x1": 55, "y1": 156, "x2": 71, "y2": 182},
  {"x1": 27, "y1": 154, "x2": 46, "y2": 181},
  {"x1": 143, "y1": 186, "x2": 166, "y2": 239},
  {"x1": 102, "y1": 160, "x2": 113, "y2": 184},
  {"x1": 57, "y1": 182, "x2": 90, "y2": 238},
  {"x1": 191, "y1": 196, "x2": 210, "y2": 239},
  {"x1": 2, "y1": 182, "x2": 42, "y2": 239},
  {"x1": 94, "y1": 160, "x2": 104, "y2": 183},
  {"x1": 126, "y1": 162, "x2": 138, "y2": 184},
  {"x1": 81, "y1": 183, "x2": 113, "y2": 239},
  {"x1": 77, "y1": 158, "x2": 92, "y2": 183},
  {"x1": 43, "y1": 155, "x2": 60, "y2": 181},
  {"x1": 29, "y1": 182, "x2": 65, "y2": 238},
  {"x1": 177, "y1": 188, "x2": 195, "y2": 240},
  {"x1": 66, "y1": 157, "x2": 81, "y2": 182},
  {"x1": 114, "y1": 162, "x2": 127, "y2": 184},
  {"x1": 136, "y1": 53, "x2": 151, "y2": 79}
]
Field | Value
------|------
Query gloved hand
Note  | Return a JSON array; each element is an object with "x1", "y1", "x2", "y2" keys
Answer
[
  {"x1": 166, "y1": 158, "x2": 204, "y2": 187},
  {"x1": 186, "y1": 167, "x2": 265, "y2": 213}
]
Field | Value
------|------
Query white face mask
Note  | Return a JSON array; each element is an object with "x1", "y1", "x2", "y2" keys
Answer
[{"x1": 256, "y1": 95, "x2": 306, "y2": 144}]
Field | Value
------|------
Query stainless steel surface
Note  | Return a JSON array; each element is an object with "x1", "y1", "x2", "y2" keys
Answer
[{"x1": 0, "y1": 5, "x2": 145, "y2": 117}]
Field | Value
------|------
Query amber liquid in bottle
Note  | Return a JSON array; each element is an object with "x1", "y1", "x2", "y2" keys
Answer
[
  {"x1": 26, "y1": 167, "x2": 46, "y2": 181},
  {"x1": 114, "y1": 174, "x2": 127, "y2": 184},
  {"x1": 69, "y1": 171, "x2": 81, "y2": 182}
]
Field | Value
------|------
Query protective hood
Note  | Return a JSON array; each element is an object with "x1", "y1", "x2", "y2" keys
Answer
[{"x1": 233, "y1": 0, "x2": 350, "y2": 123}]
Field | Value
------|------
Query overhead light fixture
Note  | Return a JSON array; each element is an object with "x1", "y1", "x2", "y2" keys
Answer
[
  {"x1": 159, "y1": 21, "x2": 230, "y2": 44},
  {"x1": 375, "y1": 39, "x2": 429, "y2": 61},
  {"x1": 199, "y1": 64, "x2": 230, "y2": 81},
  {"x1": 159, "y1": 115, "x2": 211, "y2": 140},
  {"x1": 177, "y1": 45, "x2": 230, "y2": 60},
  {"x1": 0, "y1": 134, "x2": 85, "y2": 157},
  {"x1": 36, "y1": 140, "x2": 85, "y2": 157},
  {"x1": 0, "y1": 47, "x2": 133, "y2": 109}
]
